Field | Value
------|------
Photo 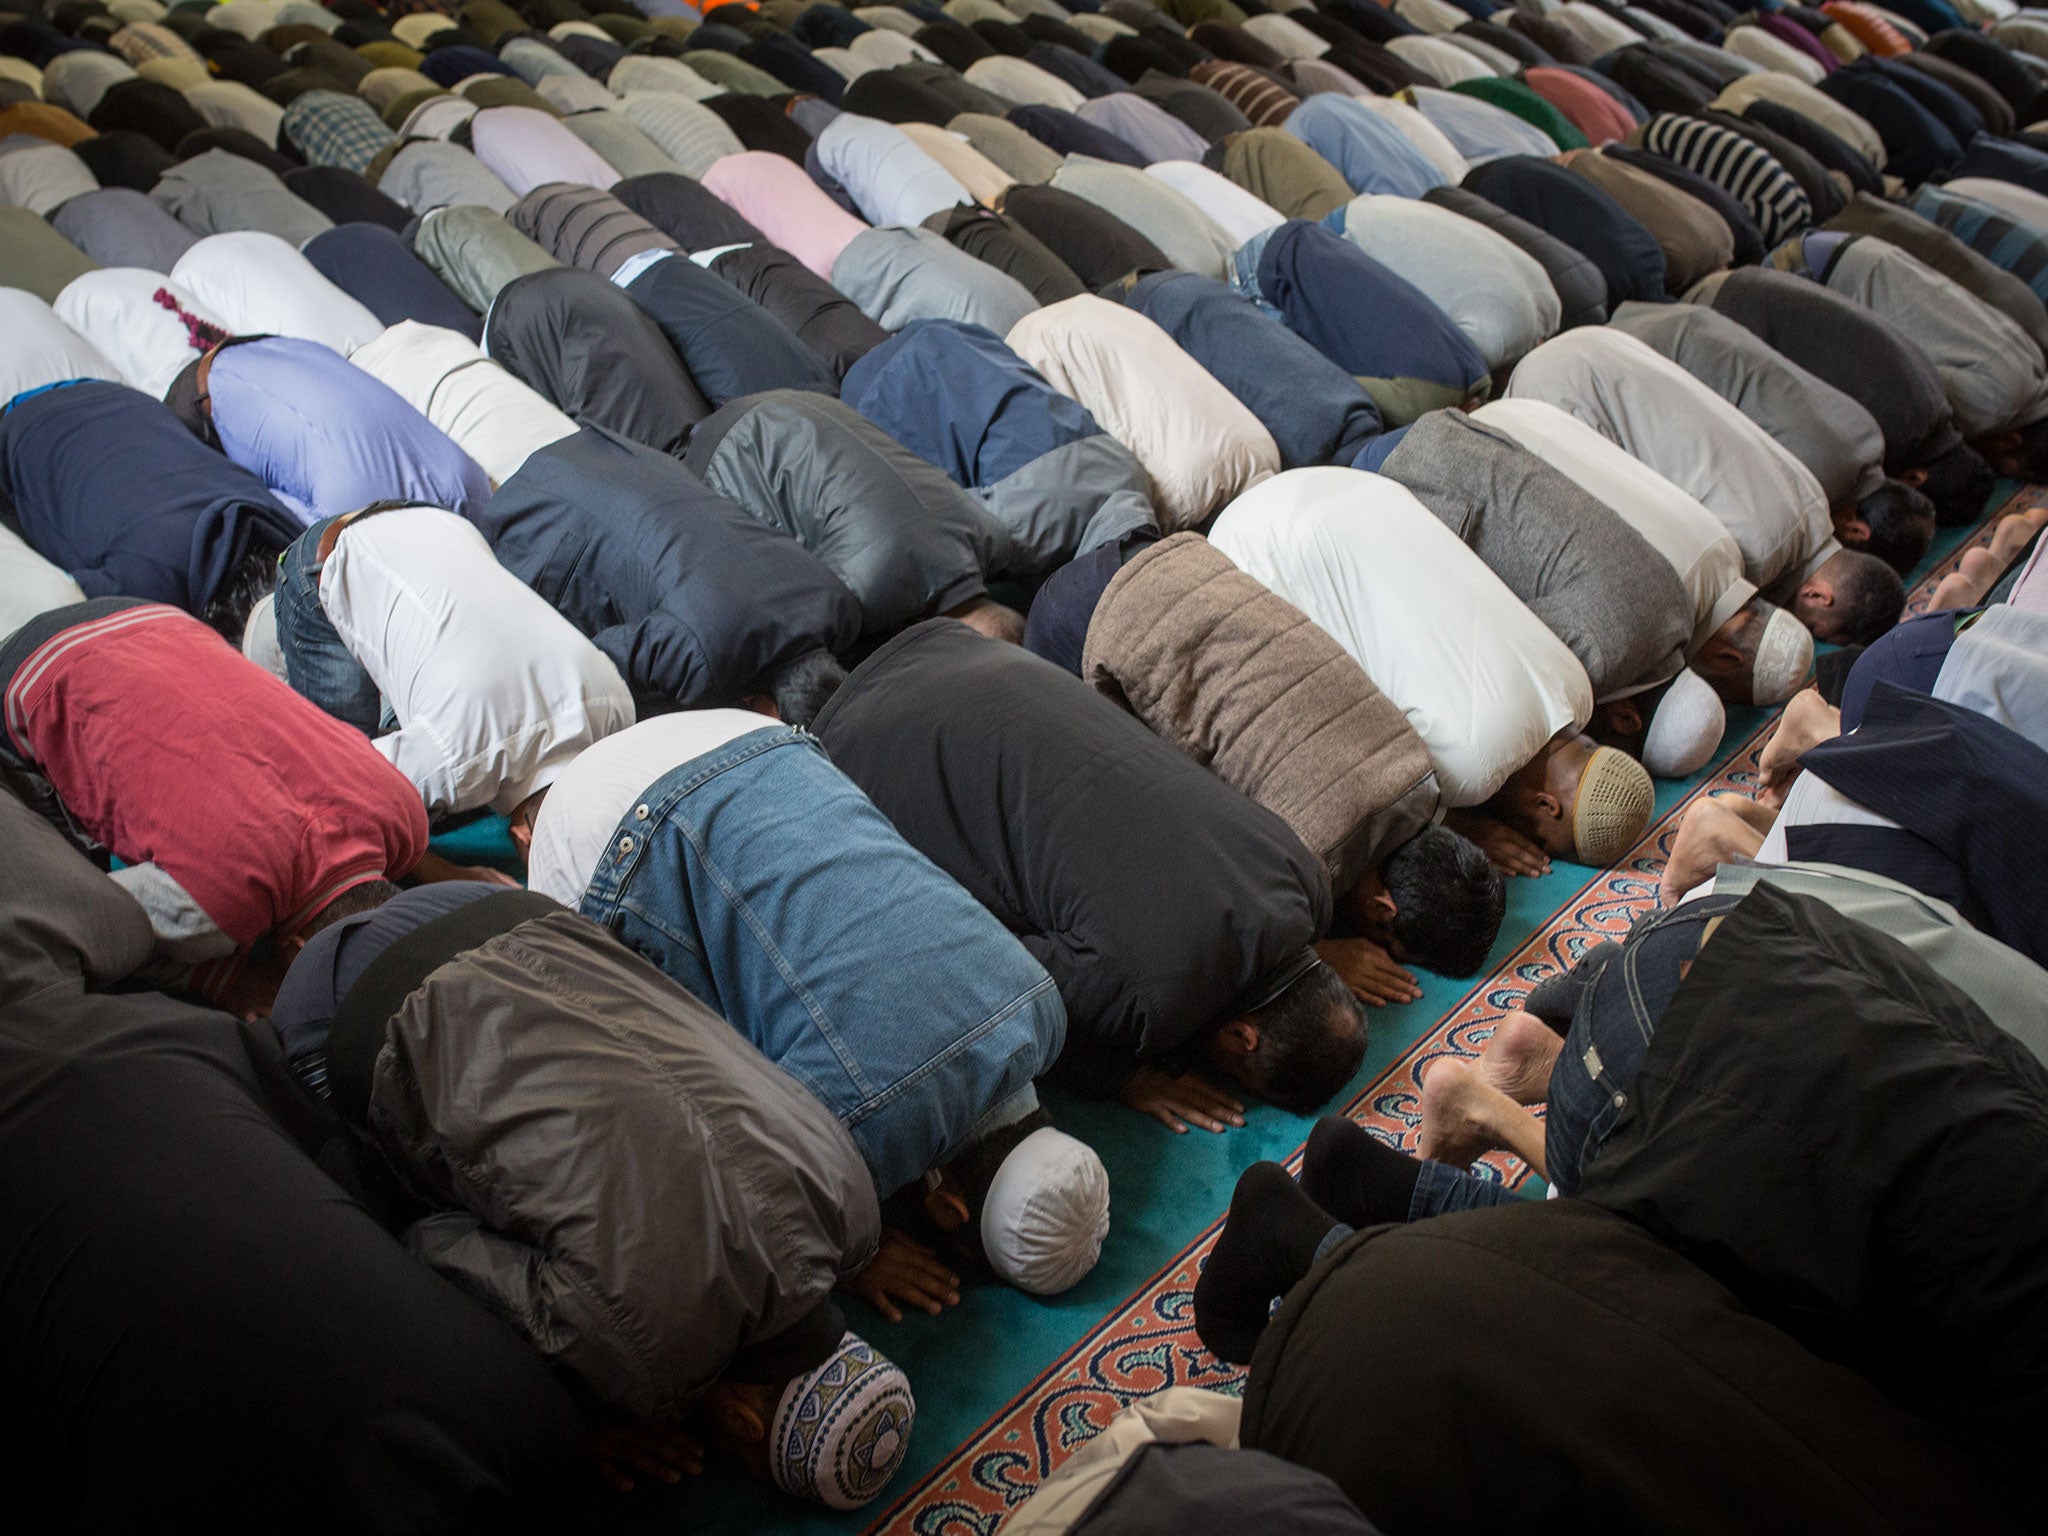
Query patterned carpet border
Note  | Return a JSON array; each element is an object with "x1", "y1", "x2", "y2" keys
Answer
[{"x1": 861, "y1": 495, "x2": 2029, "y2": 1536}]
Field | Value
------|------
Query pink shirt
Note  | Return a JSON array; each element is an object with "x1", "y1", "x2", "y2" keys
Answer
[
  {"x1": 5, "y1": 604, "x2": 428, "y2": 946},
  {"x1": 702, "y1": 150, "x2": 868, "y2": 282},
  {"x1": 1523, "y1": 68, "x2": 1639, "y2": 148}
]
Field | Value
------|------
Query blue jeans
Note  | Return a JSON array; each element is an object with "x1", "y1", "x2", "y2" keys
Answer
[
  {"x1": 1409, "y1": 895, "x2": 1745, "y2": 1219},
  {"x1": 577, "y1": 725, "x2": 1065, "y2": 1197},
  {"x1": 272, "y1": 517, "x2": 381, "y2": 735}
]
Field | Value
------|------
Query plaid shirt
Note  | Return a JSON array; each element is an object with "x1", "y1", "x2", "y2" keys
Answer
[
  {"x1": 281, "y1": 89, "x2": 399, "y2": 176},
  {"x1": 107, "y1": 23, "x2": 204, "y2": 67}
]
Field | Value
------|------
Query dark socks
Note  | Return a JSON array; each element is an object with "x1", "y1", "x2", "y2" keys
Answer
[
  {"x1": 1192, "y1": 1162, "x2": 1337, "y2": 1365},
  {"x1": 1300, "y1": 1116, "x2": 1422, "y2": 1231}
]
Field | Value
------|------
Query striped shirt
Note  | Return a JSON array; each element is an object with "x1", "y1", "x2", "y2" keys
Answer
[
  {"x1": 1910, "y1": 182, "x2": 2048, "y2": 304},
  {"x1": 617, "y1": 91, "x2": 748, "y2": 180},
  {"x1": 1640, "y1": 113, "x2": 1813, "y2": 248},
  {"x1": 1188, "y1": 61, "x2": 1301, "y2": 129}
]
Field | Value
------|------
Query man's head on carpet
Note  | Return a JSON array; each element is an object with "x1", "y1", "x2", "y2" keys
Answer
[
  {"x1": 1977, "y1": 417, "x2": 2048, "y2": 483},
  {"x1": 702, "y1": 1334, "x2": 915, "y2": 1510},
  {"x1": 1342, "y1": 825, "x2": 1505, "y2": 980},
  {"x1": 1838, "y1": 480, "x2": 1937, "y2": 576},
  {"x1": 1901, "y1": 443, "x2": 1995, "y2": 528},
  {"x1": 1491, "y1": 734, "x2": 1655, "y2": 866},
  {"x1": 898, "y1": 1110, "x2": 1112, "y2": 1296},
  {"x1": 1208, "y1": 956, "x2": 1368, "y2": 1114},
  {"x1": 1589, "y1": 669, "x2": 1726, "y2": 780},
  {"x1": 1693, "y1": 600, "x2": 1813, "y2": 706},
  {"x1": 1793, "y1": 549, "x2": 1908, "y2": 647}
]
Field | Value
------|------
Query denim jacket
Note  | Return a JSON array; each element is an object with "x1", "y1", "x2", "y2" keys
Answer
[{"x1": 579, "y1": 725, "x2": 1066, "y2": 1196}]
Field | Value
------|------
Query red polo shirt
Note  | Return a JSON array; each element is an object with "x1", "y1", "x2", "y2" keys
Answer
[{"x1": 4, "y1": 604, "x2": 427, "y2": 946}]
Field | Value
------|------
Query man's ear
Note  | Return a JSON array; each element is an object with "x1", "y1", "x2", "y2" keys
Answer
[
  {"x1": 1215, "y1": 1017, "x2": 1260, "y2": 1058},
  {"x1": 1798, "y1": 577, "x2": 1836, "y2": 611},
  {"x1": 1899, "y1": 466, "x2": 1928, "y2": 489},
  {"x1": 922, "y1": 1184, "x2": 972, "y2": 1233},
  {"x1": 715, "y1": 1391, "x2": 768, "y2": 1446},
  {"x1": 1533, "y1": 789, "x2": 1563, "y2": 826},
  {"x1": 277, "y1": 931, "x2": 308, "y2": 962},
  {"x1": 1366, "y1": 886, "x2": 1398, "y2": 928},
  {"x1": 738, "y1": 693, "x2": 781, "y2": 719},
  {"x1": 1602, "y1": 698, "x2": 1643, "y2": 737},
  {"x1": 1835, "y1": 512, "x2": 1871, "y2": 545}
]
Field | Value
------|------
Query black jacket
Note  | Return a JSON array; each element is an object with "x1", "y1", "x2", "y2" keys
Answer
[
  {"x1": 0, "y1": 790, "x2": 585, "y2": 1531},
  {"x1": 1579, "y1": 883, "x2": 2048, "y2": 1509},
  {"x1": 684, "y1": 391, "x2": 1007, "y2": 637},
  {"x1": 1242, "y1": 1200, "x2": 2020, "y2": 1535},
  {"x1": 813, "y1": 620, "x2": 1329, "y2": 1083},
  {"x1": 479, "y1": 425, "x2": 860, "y2": 711},
  {"x1": 482, "y1": 266, "x2": 708, "y2": 455}
]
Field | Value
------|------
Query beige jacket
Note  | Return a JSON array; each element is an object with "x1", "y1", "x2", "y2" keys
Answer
[{"x1": 1082, "y1": 532, "x2": 1439, "y2": 893}]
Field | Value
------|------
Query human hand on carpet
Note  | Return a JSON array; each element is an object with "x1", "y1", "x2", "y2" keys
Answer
[
  {"x1": 1316, "y1": 936, "x2": 1422, "y2": 1006},
  {"x1": 1120, "y1": 1065, "x2": 1245, "y2": 1134},
  {"x1": 845, "y1": 1230, "x2": 961, "y2": 1323},
  {"x1": 1448, "y1": 812, "x2": 1551, "y2": 878},
  {"x1": 589, "y1": 1415, "x2": 703, "y2": 1493}
]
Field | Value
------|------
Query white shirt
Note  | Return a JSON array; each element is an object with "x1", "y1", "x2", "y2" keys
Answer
[
  {"x1": 1507, "y1": 328, "x2": 1835, "y2": 596},
  {"x1": 964, "y1": 55, "x2": 1088, "y2": 112},
  {"x1": 525, "y1": 710, "x2": 773, "y2": 903},
  {"x1": 0, "y1": 289, "x2": 118, "y2": 404},
  {"x1": 1472, "y1": 398, "x2": 1759, "y2": 657},
  {"x1": 170, "y1": 231, "x2": 384, "y2": 357},
  {"x1": 349, "y1": 321, "x2": 577, "y2": 487},
  {"x1": 1209, "y1": 467, "x2": 1592, "y2": 807},
  {"x1": 0, "y1": 521, "x2": 84, "y2": 642},
  {"x1": 1756, "y1": 769, "x2": 1898, "y2": 865},
  {"x1": 54, "y1": 268, "x2": 224, "y2": 400},
  {"x1": 320, "y1": 508, "x2": 635, "y2": 819},
  {"x1": 1143, "y1": 161, "x2": 1286, "y2": 249},
  {"x1": 1008, "y1": 295, "x2": 1278, "y2": 533}
]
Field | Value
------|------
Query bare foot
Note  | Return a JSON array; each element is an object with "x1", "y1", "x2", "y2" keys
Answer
[
  {"x1": 1418, "y1": 1057, "x2": 1532, "y2": 1169},
  {"x1": 1757, "y1": 688, "x2": 1840, "y2": 802},
  {"x1": 1479, "y1": 1008, "x2": 1563, "y2": 1106},
  {"x1": 1930, "y1": 546, "x2": 2004, "y2": 610},
  {"x1": 1660, "y1": 794, "x2": 1768, "y2": 906},
  {"x1": 1990, "y1": 505, "x2": 2048, "y2": 564}
]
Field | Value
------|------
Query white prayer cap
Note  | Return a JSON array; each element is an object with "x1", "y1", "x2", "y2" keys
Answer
[
  {"x1": 980, "y1": 1126, "x2": 1110, "y2": 1296},
  {"x1": 768, "y1": 1333, "x2": 915, "y2": 1510},
  {"x1": 1752, "y1": 606, "x2": 1813, "y2": 705},
  {"x1": 240, "y1": 591, "x2": 287, "y2": 680},
  {"x1": 1642, "y1": 669, "x2": 1724, "y2": 778}
]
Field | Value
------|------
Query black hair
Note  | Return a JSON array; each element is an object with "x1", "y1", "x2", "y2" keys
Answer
[
  {"x1": 299, "y1": 878, "x2": 400, "y2": 939},
  {"x1": 2001, "y1": 417, "x2": 2048, "y2": 482},
  {"x1": 1243, "y1": 962, "x2": 1367, "y2": 1114},
  {"x1": 1917, "y1": 443, "x2": 1995, "y2": 528},
  {"x1": 937, "y1": 1107, "x2": 1053, "y2": 1215},
  {"x1": 201, "y1": 544, "x2": 282, "y2": 645},
  {"x1": 1852, "y1": 480, "x2": 1936, "y2": 575},
  {"x1": 1826, "y1": 550, "x2": 1907, "y2": 646},
  {"x1": 1383, "y1": 825, "x2": 1505, "y2": 979},
  {"x1": 767, "y1": 648, "x2": 848, "y2": 730},
  {"x1": 884, "y1": 1107, "x2": 1056, "y2": 1278}
]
